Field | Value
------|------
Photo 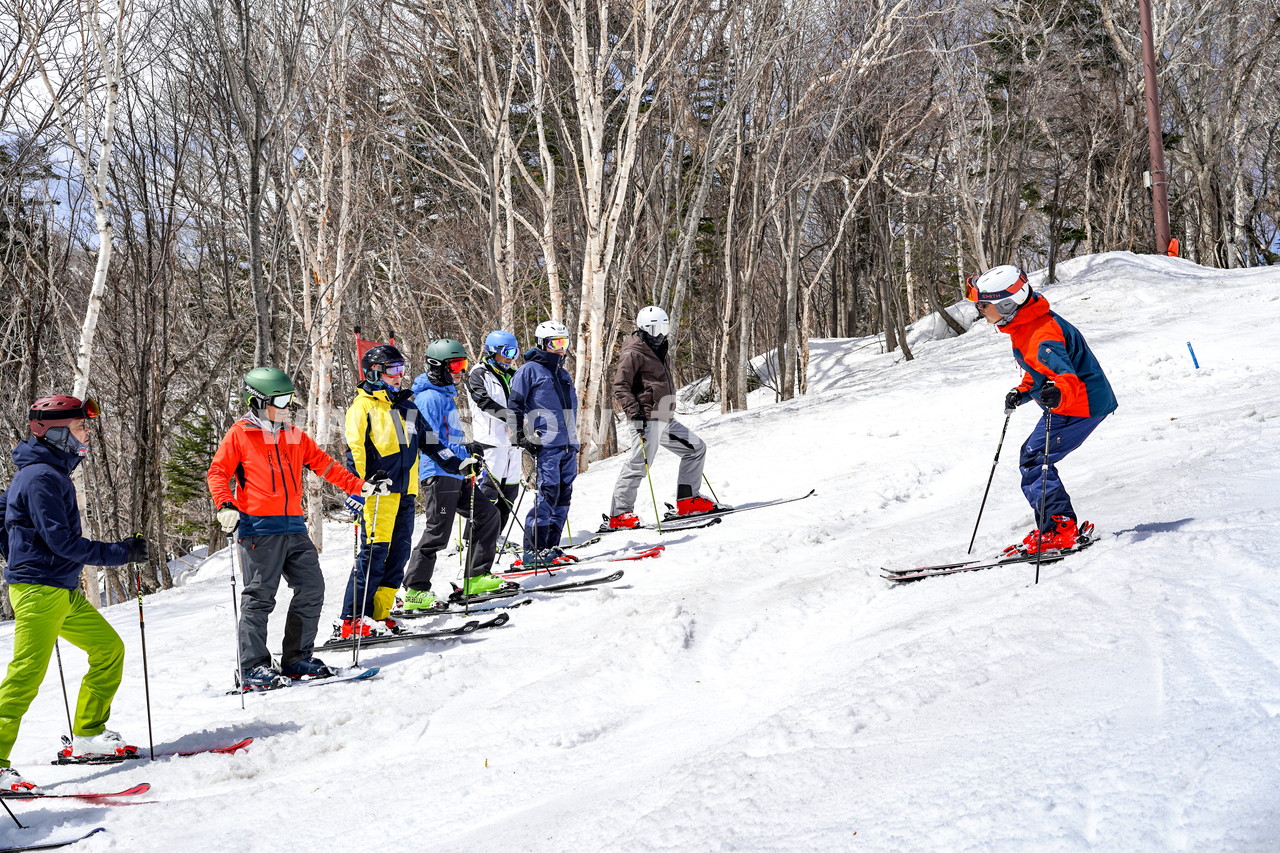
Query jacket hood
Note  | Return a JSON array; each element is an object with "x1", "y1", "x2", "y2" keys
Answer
[
  {"x1": 524, "y1": 347, "x2": 564, "y2": 370},
  {"x1": 412, "y1": 372, "x2": 456, "y2": 397},
  {"x1": 999, "y1": 293, "x2": 1051, "y2": 333},
  {"x1": 12, "y1": 435, "x2": 79, "y2": 474}
]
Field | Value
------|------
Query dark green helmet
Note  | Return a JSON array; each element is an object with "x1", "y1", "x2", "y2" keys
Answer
[
  {"x1": 425, "y1": 338, "x2": 467, "y2": 366},
  {"x1": 242, "y1": 367, "x2": 296, "y2": 409}
]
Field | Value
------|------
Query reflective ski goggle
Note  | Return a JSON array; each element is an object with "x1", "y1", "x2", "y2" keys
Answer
[
  {"x1": 545, "y1": 336, "x2": 569, "y2": 353},
  {"x1": 82, "y1": 397, "x2": 101, "y2": 419},
  {"x1": 380, "y1": 362, "x2": 407, "y2": 377},
  {"x1": 266, "y1": 393, "x2": 294, "y2": 408},
  {"x1": 446, "y1": 357, "x2": 470, "y2": 375},
  {"x1": 489, "y1": 346, "x2": 519, "y2": 360}
]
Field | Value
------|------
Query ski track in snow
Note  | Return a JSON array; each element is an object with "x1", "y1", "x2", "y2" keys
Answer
[{"x1": 2, "y1": 252, "x2": 1278, "y2": 851}]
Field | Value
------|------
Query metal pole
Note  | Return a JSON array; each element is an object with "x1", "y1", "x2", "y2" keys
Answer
[
  {"x1": 640, "y1": 429, "x2": 663, "y2": 533},
  {"x1": 133, "y1": 566, "x2": 155, "y2": 760},
  {"x1": 968, "y1": 412, "x2": 1013, "y2": 555},
  {"x1": 1138, "y1": 0, "x2": 1172, "y2": 253},
  {"x1": 227, "y1": 534, "x2": 246, "y2": 710},
  {"x1": 53, "y1": 642, "x2": 73, "y2": 739},
  {"x1": 1035, "y1": 415, "x2": 1054, "y2": 585}
]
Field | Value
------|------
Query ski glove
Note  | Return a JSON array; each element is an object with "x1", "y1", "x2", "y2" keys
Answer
[
  {"x1": 344, "y1": 494, "x2": 365, "y2": 518},
  {"x1": 1004, "y1": 389, "x2": 1021, "y2": 414},
  {"x1": 123, "y1": 535, "x2": 149, "y2": 564},
  {"x1": 459, "y1": 455, "x2": 482, "y2": 476},
  {"x1": 1039, "y1": 382, "x2": 1062, "y2": 410},
  {"x1": 631, "y1": 419, "x2": 647, "y2": 438},
  {"x1": 361, "y1": 470, "x2": 392, "y2": 497},
  {"x1": 217, "y1": 504, "x2": 240, "y2": 533}
]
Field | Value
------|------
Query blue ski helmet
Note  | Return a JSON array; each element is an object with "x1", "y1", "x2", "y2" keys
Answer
[{"x1": 483, "y1": 330, "x2": 520, "y2": 359}]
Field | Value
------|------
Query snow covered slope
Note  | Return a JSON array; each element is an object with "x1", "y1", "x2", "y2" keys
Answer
[{"x1": 4, "y1": 251, "x2": 1278, "y2": 851}]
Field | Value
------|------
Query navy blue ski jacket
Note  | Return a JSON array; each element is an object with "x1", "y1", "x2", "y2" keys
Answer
[
  {"x1": 510, "y1": 348, "x2": 579, "y2": 449},
  {"x1": 0, "y1": 437, "x2": 131, "y2": 589}
]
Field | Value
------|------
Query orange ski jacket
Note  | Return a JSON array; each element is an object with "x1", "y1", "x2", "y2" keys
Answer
[{"x1": 207, "y1": 416, "x2": 365, "y2": 537}]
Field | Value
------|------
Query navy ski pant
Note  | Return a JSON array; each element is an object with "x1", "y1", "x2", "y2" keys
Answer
[
  {"x1": 524, "y1": 446, "x2": 577, "y2": 552},
  {"x1": 341, "y1": 495, "x2": 415, "y2": 620},
  {"x1": 1019, "y1": 411, "x2": 1109, "y2": 531}
]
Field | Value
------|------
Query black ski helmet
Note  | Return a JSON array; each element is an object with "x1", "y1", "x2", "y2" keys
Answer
[{"x1": 361, "y1": 343, "x2": 406, "y2": 383}]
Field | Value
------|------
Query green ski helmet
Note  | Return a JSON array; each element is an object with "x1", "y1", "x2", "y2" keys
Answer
[
  {"x1": 242, "y1": 367, "x2": 296, "y2": 410},
  {"x1": 425, "y1": 339, "x2": 469, "y2": 383}
]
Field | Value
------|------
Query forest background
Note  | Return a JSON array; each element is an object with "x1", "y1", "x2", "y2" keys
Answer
[{"x1": 0, "y1": 0, "x2": 1275, "y2": 610}]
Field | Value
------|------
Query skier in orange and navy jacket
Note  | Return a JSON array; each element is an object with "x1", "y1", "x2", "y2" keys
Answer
[{"x1": 966, "y1": 265, "x2": 1117, "y2": 555}]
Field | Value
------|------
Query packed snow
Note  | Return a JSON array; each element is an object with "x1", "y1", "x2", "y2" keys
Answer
[{"x1": 2, "y1": 251, "x2": 1278, "y2": 851}]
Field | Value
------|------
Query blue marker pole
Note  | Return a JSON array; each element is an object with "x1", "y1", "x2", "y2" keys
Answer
[{"x1": 1186, "y1": 342, "x2": 1200, "y2": 369}]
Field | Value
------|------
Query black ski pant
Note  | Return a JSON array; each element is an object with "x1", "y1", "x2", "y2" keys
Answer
[
  {"x1": 473, "y1": 480, "x2": 520, "y2": 541},
  {"x1": 237, "y1": 533, "x2": 324, "y2": 672},
  {"x1": 403, "y1": 476, "x2": 500, "y2": 592}
]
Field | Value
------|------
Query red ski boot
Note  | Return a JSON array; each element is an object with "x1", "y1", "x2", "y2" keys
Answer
[
  {"x1": 606, "y1": 512, "x2": 640, "y2": 529},
  {"x1": 674, "y1": 496, "x2": 717, "y2": 516}
]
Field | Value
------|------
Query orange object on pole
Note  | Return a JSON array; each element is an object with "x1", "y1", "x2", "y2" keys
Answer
[
  {"x1": 1166, "y1": 238, "x2": 1180, "y2": 257},
  {"x1": 353, "y1": 327, "x2": 398, "y2": 375}
]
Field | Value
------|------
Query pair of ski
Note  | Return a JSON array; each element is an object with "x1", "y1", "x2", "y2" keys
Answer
[
  {"x1": 320, "y1": 611, "x2": 512, "y2": 652},
  {"x1": 449, "y1": 569, "x2": 627, "y2": 605},
  {"x1": 594, "y1": 489, "x2": 817, "y2": 535},
  {"x1": 882, "y1": 536, "x2": 1097, "y2": 582},
  {"x1": 500, "y1": 544, "x2": 664, "y2": 577},
  {"x1": 0, "y1": 827, "x2": 107, "y2": 852},
  {"x1": 52, "y1": 737, "x2": 254, "y2": 766}
]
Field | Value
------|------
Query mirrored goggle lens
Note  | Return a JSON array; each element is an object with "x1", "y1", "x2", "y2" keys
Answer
[
  {"x1": 546, "y1": 336, "x2": 569, "y2": 352},
  {"x1": 83, "y1": 397, "x2": 101, "y2": 419},
  {"x1": 964, "y1": 278, "x2": 980, "y2": 303},
  {"x1": 268, "y1": 393, "x2": 294, "y2": 408},
  {"x1": 381, "y1": 362, "x2": 406, "y2": 376},
  {"x1": 497, "y1": 346, "x2": 519, "y2": 359},
  {"x1": 446, "y1": 357, "x2": 469, "y2": 374}
]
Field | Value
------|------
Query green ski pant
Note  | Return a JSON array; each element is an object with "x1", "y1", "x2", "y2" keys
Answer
[{"x1": 0, "y1": 584, "x2": 125, "y2": 767}]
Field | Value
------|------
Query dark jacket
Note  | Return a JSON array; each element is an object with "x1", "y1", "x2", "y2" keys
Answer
[
  {"x1": 612, "y1": 330, "x2": 676, "y2": 421},
  {"x1": 0, "y1": 437, "x2": 131, "y2": 589},
  {"x1": 510, "y1": 348, "x2": 579, "y2": 448}
]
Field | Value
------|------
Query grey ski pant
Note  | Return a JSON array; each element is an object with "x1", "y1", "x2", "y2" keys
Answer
[
  {"x1": 609, "y1": 419, "x2": 706, "y2": 516},
  {"x1": 236, "y1": 533, "x2": 325, "y2": 672}
]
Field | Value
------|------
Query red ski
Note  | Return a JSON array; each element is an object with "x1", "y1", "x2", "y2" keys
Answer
[
  {"x1": 53, "y1": 737, "x2": 253, "y2": 765},
  {"x1": 0, "y1": 783, "x2": 150, "y2": 802}
]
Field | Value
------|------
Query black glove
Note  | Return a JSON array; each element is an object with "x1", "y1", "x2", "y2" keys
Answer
[
  {"x1": 1004, "y1": 390, "x2": 1021, "y2": 414},
  {"x1": 123, "y1": 535, "x2": 149, "y2": 564},
  {"x1": 466, "y1": 441, "x2": 489, "y2": 456},
  {"x1": 516, "y1": 431, "x2": 537, "y2": 452},
  {"x1": 362, "y1": 469, "x2": 392, "y2": 496},
  {"x1": 630, "y1": 419, "x2": 646, "y2": 438},
  {"x1": 1039, "y1": 382, "x2": 1062, "y2": 410}
]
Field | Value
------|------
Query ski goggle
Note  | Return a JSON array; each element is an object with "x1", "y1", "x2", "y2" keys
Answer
[
  {"x1": 488, "y1": 346, "x2": 519, "y2": 360},
  {"x1": 544, "y1": 336, "x2": 569, "y2": 353},
  {"x1": 266, "y1": 393, "x2": 294, "y2": 408},
  {"x1": 445, "y1": 357, "x2": 469, "y2": 375},
  {"x1": 380, "y1": 362, "x2": 407, "y2": 377},
  {"x1": 81, "y1": 397, "x2": 101, "y2": 419}
]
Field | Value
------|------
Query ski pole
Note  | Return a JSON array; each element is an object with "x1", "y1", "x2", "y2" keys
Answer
[
  {"x1": 702, "y1": 474, "x2": 721, "y2": 507},
  {"x1": 465, "y1": 472, "x2": 478, "y2": 615},
  {"x1": 0, "y1": 797, "x2": 23, "y2": 829},
  {"x1": 226, "y1": 532, "x2": 246, "y2": 711},
  {"x1": 478, "y1": 455, "x2": 530, "y2": 540},
  {"x1": 640, "y1": 428, "x2": 662, "y2": 533},
  {"x1": 133, "y1": 563, "x2": 155, "y2": 761},
  {"x1": 53, "y1": 641, "x2": 73, "y2": 739},
  {"x1": 967, "y1": 411, "x2": 1013, "y2": 555},
  {"x1": 1035, "y1": 414, "x2": 1053, "y2": 585},
  {"x1": 353, "y1": 492, "x2": 380, "y2": 668}
]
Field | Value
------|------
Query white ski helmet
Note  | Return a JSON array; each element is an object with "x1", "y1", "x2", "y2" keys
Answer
[
  {"x1": 636, "y1": 305, "x2": 670, "y2": 338},
  {"x1": 965, "y1": 265, "x2": 1032, "y2": 325},
  {"x1": 534, "y1": 319, "x2": 570, "y2": 350}
]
